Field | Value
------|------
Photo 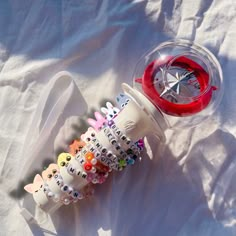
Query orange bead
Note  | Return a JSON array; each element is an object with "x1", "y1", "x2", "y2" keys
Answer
[{"x1": 85, "y1": 152, "x2": 94, "y2": 161}]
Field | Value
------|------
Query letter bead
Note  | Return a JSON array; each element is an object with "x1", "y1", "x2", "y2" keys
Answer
[
  {"x1": 61, "y1": 185, "x2": 69, "y2": 192},
  {"x1": 67, "y1": 186, "x2": 73, "y2": 194},
  {"x1": 72, "y1": 190, "x2": 79, "y2": 199},
  {"x1": 115, "y1": 129, "x2": 122, "y2": 137},
  {"x1": 67, "y1": 164, "x2": 76, "y2": 175},
  {"x1": 56, "y1": 179, "x2": 64, "y2": 187},
  {"x1": 81, "y1": 172, "x2": 87, "y2": 179},
  {"x1": 79, "y1": 158, "x2": 86, "y2": 165},
  {"x1": 101, "y1": 147, "x2": 107, "y2": 154}
]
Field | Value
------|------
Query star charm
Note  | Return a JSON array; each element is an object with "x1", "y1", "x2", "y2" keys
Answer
[{"x1": 159, "y1": 67, "x2": 195, "y2": 97}]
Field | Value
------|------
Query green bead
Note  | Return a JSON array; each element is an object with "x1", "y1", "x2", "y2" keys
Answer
[{"x1": 119, "y1": 159, "x2": 126, "y2": 167}]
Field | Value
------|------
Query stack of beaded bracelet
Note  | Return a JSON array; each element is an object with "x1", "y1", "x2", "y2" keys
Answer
[{"x1": 24, "y1": 94, "x2": 144, "y2": 208}]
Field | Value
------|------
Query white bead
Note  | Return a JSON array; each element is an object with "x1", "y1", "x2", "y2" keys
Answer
[
  {"x1": 71, "y1": 190, "x2": 79, "y2": 199},
  {"x1": 81, "y1": 172, "x2": 87, "y2": 179},
  {"x1": 67, "y1": 186, "x2": 73, "y2": 194},
  {"x1": 91, "y1": 167, "x2": 96, "y2": 173},
  {"x1": 76, "y1": 153, "x2": 81, "y2": 159},
  {"x1": 54, "y1": 174, "x2": 60, "y2": 179},
  {"x1": 79, "y1": 158, "x2": 85, "y2": 165},
  {"x1": 61, "y1": 184, "x2": 69, "y2": 192},
  {"x1": 92, "y1": 179, "x2": 98, "y2": 184},
  {"x1": 101, "y1": 156, "x2": 107, "y2": 162},
  {"x1": 112, "y1": 155, "x2": 118, "y2": 161},
  {"x1": 95, "y1": 151, "x2": 101, "y2": 158},
  {"x1": 106, "y1": 151, "x2": 113, "y2": 158},
  {"x1": 91, "y1": 158, "x2": 97, "y2": 165},
  {"x1": 67, "y1": 164, "x2": 76, "y2": 175},
  {"x1": 56, "y1": 178, "x2": 64, "y2": 187},
  {"x1": 63, "y1": 198, "x2": 70, "y2": 205}
]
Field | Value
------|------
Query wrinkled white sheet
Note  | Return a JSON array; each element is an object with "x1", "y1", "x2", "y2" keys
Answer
[{"x1": 0, "y1": 0, "x2": 236, "y2": 235}]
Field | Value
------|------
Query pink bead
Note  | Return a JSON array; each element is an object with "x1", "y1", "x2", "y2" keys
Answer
[
  {"x1": 86, "y1": 173, "x2": 94, "y2": 182},
  {"x1": 98, "y1": 176, "x2": 106, "y2": 184}
]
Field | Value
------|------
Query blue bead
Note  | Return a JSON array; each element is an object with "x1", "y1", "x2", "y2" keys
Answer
[{"x1": 127, "y1": 159, "x2": 135, "y2": 165}]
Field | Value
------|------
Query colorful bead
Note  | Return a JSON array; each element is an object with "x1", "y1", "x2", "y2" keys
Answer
[
  {"x1": 118, "y1": 159, "x2": 126, "y2": 168},
  {"x1": 86, "y1": 173, "x2": 94, "y2": 182},
  {"x1": 98, "y1": 176, "x2": 106, "y2": 184},
  {"x1": 136, "y1": 139, "x2": 144, "y2": 150},
  {"x1": 108, "y1": 119, "x2": 114, "y2": 127},
  {"x1": 85, "y1": 152, "x2": 94, "y2": 161},
  {"x1": 84, "y1": 162, "x2": 92, "y2": 171},
  {"x1": 127, "y1": 158, "x2": 135, "y2": 165}
]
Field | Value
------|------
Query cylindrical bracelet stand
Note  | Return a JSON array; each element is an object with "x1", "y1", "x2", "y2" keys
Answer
[{"x1": 23, "y1": 39, "x2": 223, "y2": 214}]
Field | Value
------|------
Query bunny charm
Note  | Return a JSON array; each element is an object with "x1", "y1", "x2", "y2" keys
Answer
[{"x1": 101, "y1": 102, "x2": 120, "y2": 121}]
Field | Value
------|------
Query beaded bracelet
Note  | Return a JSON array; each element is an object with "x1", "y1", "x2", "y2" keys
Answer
[
  {"x1": 103, "y1": 124, "x2": 141, "y2": 167},
  {"x1": 102, "y1": 127, "x2": 129, "y2": 168},
  {"x1": 44, "y1": 173, "x2": 86, "y2": 205},
  {"x1": 107, "y1": 120, "x2": 140, "y2": 156},
  {"x1": 80, "y1": 128, "x2": 121, "y2": 171},
  {"x1": 73, "y1": 141, "x2": 112, "y2": 183}
]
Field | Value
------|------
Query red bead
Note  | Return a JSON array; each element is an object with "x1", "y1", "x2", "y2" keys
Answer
[{"x1": 84, "y1": 162, "x2": 92, "y2": 171}]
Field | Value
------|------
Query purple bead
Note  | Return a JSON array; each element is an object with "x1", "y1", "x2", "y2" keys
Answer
[
  {"x1": 137, "y1": 139, "x2": 144, "y2": 150},
  {"x1": 108, "y1": 120, "x2": 114, "y2": 127}
]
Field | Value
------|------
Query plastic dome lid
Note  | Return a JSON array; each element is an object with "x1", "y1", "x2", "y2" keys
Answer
[{"x1": 133, "y1": 39, "x2": 223, "y2": 128}]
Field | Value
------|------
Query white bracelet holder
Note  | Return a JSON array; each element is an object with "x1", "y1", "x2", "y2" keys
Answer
[{"x1": 30, "y1": 83, "x2": 167, "y2": 212}]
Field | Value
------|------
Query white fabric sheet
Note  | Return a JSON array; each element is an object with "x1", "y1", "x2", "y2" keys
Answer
[{"x1": 0, "y1": 0, "x2": 236, "y2": 235}]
